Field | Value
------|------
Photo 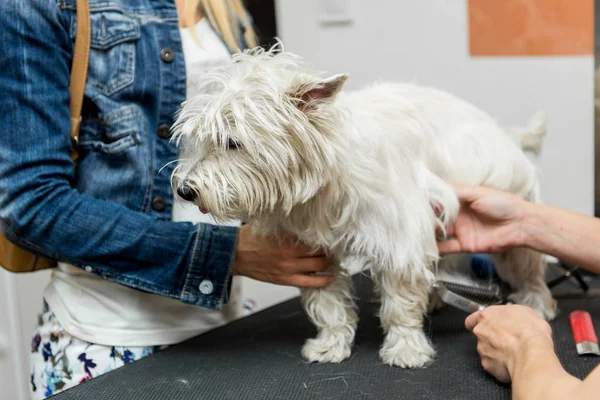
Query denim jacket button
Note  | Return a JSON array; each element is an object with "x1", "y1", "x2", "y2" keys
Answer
[
  {"x1": 157, "y1": 124, "x2": 171, "y2": 139},
  {"x1": 160, "y1": 48, "x2": 174, "y2": 63},
  {"x1": 199, "y1": 279, "x2": 214, "y2": 295},
  {"x1": 152, "y1": 196, "x2": 166, "y2": 211}
]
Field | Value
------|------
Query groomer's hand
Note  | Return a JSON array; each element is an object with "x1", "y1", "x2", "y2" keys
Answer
[
  {"x1": 466, "y1": 305, "x2": 554, "y2": 383},
  {"x1": 437, "y1": 185, "x2": 528, "y2": 254},
  {"x1": 233, "y1": 225, "x2": 334, "y2": 288}
]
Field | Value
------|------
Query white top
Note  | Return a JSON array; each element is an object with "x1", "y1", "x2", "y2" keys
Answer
[{"x1": 44, "y1": 19, "x2": 241, "y2": 347}]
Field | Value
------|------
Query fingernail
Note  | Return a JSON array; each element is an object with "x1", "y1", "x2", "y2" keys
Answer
[{"x1": 313, "y1": 271, "x2": 334, "y2": 277}]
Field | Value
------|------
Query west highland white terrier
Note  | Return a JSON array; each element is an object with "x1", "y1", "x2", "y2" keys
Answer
[{"x1": 171, "y1": 45, "x2": 556, "y2": 368}]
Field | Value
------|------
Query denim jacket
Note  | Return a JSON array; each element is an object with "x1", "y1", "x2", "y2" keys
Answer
[{"x1": 0, "y1": 0, "x2": 246, "y2": 309}]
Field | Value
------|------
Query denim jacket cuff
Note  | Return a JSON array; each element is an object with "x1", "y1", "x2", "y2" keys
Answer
[{"x1": 180, "y1": 224, "x2": 239, "y2": 309}]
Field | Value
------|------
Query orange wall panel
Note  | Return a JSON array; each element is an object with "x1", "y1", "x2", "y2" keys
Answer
[{"x1": 468, "y1": 0, "x2": 593, "y2": 56}]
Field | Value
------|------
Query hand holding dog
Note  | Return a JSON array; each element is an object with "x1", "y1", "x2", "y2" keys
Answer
[
  {"x1": 233, "y1": 225, "x2": 334, "y2": 288},
  {"x1": 437, "y1": 185, "x2": 527, "y2": 254}
]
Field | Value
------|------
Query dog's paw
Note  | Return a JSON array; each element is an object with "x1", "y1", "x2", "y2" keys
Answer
[
  {"x1": 301, "y1": 331, "x2": 352, "y2": 363},
  {"x1": 508, "y1": 286, "x2": 557, "y2": 321},
  {"x1": 379, "y1": 326, "x2": 435, "y2": 368}
]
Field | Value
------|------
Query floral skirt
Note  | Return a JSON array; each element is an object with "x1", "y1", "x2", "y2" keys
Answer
[{"x1": 30, "y1": 302, "x2": 164, "y2": 399}]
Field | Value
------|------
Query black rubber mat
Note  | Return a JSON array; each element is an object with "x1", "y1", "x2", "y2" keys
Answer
[{"x1": 52, "y1": 274, "x2": 600, "y2": 399}]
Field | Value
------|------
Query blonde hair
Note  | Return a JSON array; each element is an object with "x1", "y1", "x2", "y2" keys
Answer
[{"x1": 183, "y1": 0, "x2": 258, "y2": 52}]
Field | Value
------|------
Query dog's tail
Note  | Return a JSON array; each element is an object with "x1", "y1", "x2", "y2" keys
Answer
[{"x1": 505, "y1": 110, "x2": 548, "y2": 156}]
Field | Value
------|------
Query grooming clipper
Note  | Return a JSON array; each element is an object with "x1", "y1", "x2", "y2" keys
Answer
[{"x1": 434, "y1": 281, "x2": 505, "y2": 313}]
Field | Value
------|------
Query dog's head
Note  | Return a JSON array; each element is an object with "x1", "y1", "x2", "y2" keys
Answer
[{"x1": 171, "y1": 44, "x2": 348, "y2": 221}]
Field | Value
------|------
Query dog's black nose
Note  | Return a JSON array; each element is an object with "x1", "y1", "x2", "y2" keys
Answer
[{"x1": 177, "y1": 184, "x2": 196, "y2": 202}]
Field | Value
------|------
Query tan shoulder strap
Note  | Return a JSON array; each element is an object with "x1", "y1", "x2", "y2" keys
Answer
[
  {"x1": 0, "y1": 0, "x2": 91, "y2": 274},
  {"x1": 69, "y1": 0, "x2": 91, "y2": 159}
]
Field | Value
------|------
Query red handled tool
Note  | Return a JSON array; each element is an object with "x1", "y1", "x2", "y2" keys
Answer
[{"x1": 569, "y1": 310, "x2": 600, "y2": 356}]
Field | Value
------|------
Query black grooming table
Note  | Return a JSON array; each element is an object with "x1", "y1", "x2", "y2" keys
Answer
[{"x1": 53, "y1": 274, "x2": 600, "y2": 400}]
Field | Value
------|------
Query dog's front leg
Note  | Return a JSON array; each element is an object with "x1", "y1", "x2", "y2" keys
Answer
[
  {"x1": 300, "y1": 264, "x2": 358, "y2": 363},
  {"x1": 375, "y1": 268, "x2": 435, "y2": 368}
]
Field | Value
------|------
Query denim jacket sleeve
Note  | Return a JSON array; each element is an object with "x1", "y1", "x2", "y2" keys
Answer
[{"x1": 0, "y1": 0, "x2": 238, "y2": 309}]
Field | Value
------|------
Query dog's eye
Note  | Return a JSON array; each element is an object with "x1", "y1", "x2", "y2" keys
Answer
[{"x1": 227, "y1": 138, "x2": 241, "y2": 150}]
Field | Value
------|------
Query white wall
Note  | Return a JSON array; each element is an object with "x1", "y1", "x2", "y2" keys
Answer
[
  {"x1": 276, "y1": 0, "x2": 594, "y2": 215},
  {"x1": 0, "y1": 270, "x2": 51, "y2": 400}
]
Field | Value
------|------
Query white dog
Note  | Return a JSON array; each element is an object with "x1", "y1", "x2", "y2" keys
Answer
[{"x1": 171, "y1": 45, "x2": 556, "y2": 368}]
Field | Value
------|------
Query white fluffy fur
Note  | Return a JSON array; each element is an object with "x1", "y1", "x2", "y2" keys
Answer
[{"x1": 172, "y1": 45, "x2": 556, "y2": 368}]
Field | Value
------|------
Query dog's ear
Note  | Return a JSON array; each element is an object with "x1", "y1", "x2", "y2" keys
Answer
[{"x1": 289, "y1": 73, "x2": 348, "y2": 111}]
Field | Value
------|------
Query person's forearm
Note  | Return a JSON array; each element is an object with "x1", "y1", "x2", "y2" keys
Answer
[
  {"x1": 0, "y1": 0, "x2": 237, "y2": 308},
  {"x1": 511, "y1": 344, "x2": 580, "y2": 400},
  {"x1": 522, "y1": 202, "x2": 600, "y2": 274}
]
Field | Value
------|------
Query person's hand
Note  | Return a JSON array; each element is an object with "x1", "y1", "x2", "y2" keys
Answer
[
  {"x1": 466, "y1": 305, "x2": 554, "y2": 383},
  {"x1": 232, "y1": 225, "x2": 335, "y2": 288},
  {"x1": 437, "y1": 185, "x2": 528, "y2": 254}
]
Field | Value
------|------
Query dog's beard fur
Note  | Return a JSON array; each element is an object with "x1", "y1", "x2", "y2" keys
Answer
[{"x1": 172, "y1": 44, "x2": 557, "y2": 368}]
